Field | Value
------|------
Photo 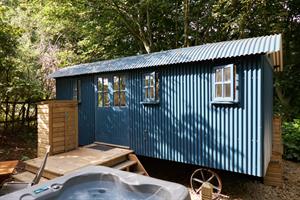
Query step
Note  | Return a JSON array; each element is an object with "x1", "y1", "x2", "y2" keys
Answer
[
  {"x1": 25, "y1": 164, "x2": 61, "y2": 180},
  {"x1": 128, "y1": 154, "x2": 149, "y2": 176},
  {"x1": 113, "y1": 160, "x2": 137, "y2": 171},
  {"x1": 99, "y1": 155, "x2": 129, "y2": 168},
  {"x1": 12, "y1": 171, "x2": 49, "y2": 184},
  {"x1": 136, "y1": 171, "x2": 146, "y2": 175}
]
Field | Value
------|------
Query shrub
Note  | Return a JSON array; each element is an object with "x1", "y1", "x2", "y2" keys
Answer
[{"x1": 282, "y1": 119, "x2": 300, "y2": 161}]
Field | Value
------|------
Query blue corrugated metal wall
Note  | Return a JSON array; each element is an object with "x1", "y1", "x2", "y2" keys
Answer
[
  {"x1": 129, "y1": 55, "x2": 265, "y2": 177},
  {"x1": 55, "y1": 55, "x2": 272, "y2": 177},
  {"x1": 262, "y1": 56, "x2": 273, "y2": 176},
  {"x1": 56, "y1": 76, "x2": 95, "y2": 145}
]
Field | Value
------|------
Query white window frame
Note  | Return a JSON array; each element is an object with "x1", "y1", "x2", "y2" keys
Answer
[{"x1": 212, "y1": 64, "x2": 236, "y2": 102}]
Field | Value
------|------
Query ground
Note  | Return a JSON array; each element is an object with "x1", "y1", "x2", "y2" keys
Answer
[
  {"x1": 139, "y1": 156, "x2": 300, "y2": 200},
  {"x1": 0, "y1": 134, "x2": 37, "y2": 162},
  {"x1": 0, "y1": 140, "x2": 299, "y2": 200}
]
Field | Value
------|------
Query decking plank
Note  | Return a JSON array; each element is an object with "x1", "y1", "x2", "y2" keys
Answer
[{"x1": 24, "y1": 147, "x2": 133, "y2": 179}]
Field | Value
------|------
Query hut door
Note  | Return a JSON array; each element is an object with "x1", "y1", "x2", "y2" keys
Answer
[{"x1": 94, "y1": 75, "x2": 129, "y2": 146}]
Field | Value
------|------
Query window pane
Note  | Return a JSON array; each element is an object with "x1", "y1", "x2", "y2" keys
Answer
[
  {"x1": 215, "y1": 84, "x2": 222, "y2": 98},
  {"x1": 216, "y1": 69, "x2": 222, "y2": 82},
  {"x1": 150, "y1": 75, "x2": 154, "y2": 87},
  {"x1": 104, "y1": 93, "x2": 110, "y2": 107},
  {"x1": 150, "y1": 87, "x2": 154, "y2": 99},
  {"x1": 120, "y1": 76, "x2": 126, "y2": 90},
  {"x1": 113, "y1": 76, "x2": 119, "y2": 90},
  {"x1": 145, "y1": 88, "x2": 149, "y2": 99},
  {"x1": 120, "y1": 92, "x2": 126, "y2": 106},
  {"x1": 73, "y1": 81, "x2": 77, "y2": 100},
  {"x1": 144, "y1": 75, "x2": 149, "y2": 87},
  {"x1": 113, "y1": 92, "x2": 119, "y2": 106},
  {"x1": 98, "y1": 93, "x2": 103, "y2": 107},
  {"x1": 224, "y1": 83, "x2": 231, "y2": 97},
  {"x1": 98, "y1": 78, "x2": 103, "y2": 91},
  {"x1": 155, "y1": 75, "x2": 159, "y2": 100},
  {"x1": 103, "y1": 78, "x2": 109, "y2": 92},
  {"x1": 224, "y1": 67, "x2": 231, "y2": 82}
]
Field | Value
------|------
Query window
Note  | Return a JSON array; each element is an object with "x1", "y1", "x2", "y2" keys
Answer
[
  {"x1": 98, "y1": 77, "x2": 110, "y2": 107},
  {"x1": 213, "y1": 64, "x2": 237, "y2": 102},
  {"x1": 73, "y1": 79, "x2": 81, "y2": 102},
  {"x1": 113, "y1": 76, "x2": 126, "y2": 107},
  {"x1": 143, "y1": 72, "x2": 159, "y2": 103}
]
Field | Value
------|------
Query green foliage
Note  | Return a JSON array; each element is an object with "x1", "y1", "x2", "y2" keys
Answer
[
  {"x1": 0, "y1": 0, "x2": 299, "y2": 119},
  {"x1": 282, "y1": 119, "x2": 300, "y2": 161}
]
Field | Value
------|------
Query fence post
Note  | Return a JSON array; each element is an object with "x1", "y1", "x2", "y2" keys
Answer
[{"x1": 201, "y1": 182, "x2": 213, "y2": 200}]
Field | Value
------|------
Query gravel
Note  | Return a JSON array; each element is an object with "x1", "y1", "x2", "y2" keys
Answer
[{"x1": 139, "y1": 157, "x2": 300, "y2": 200}]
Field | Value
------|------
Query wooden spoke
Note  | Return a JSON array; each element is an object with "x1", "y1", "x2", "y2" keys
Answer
[
  {"x1": 200, "y1": 170, "x2": 205, "y2": 181},
  {"x1": 196, "y1": 185, "x2": 203, "y2": 194},
  {"x1": 211, "y1": 184, "x2": 221, "y2": 191},
  {"x1": 192, "y1": 178, "x2": 205, "y2": 184},
  {"x1": 206, "y1": 174, "x2": 215, "y2": 182}
]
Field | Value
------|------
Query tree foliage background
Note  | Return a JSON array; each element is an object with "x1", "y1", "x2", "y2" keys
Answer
[{"x1": 0, "y1": 0, "x2": 299, "y2": 120}]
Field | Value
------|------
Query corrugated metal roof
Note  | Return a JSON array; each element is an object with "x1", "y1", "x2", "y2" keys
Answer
[{"x1": 49, "y1": 34, "x2": 282, "y2": 78}]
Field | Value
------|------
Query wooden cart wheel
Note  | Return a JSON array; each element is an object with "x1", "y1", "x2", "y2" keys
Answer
[{"x1": 190, "y1": 168, "x2": 222, "y2": 199}]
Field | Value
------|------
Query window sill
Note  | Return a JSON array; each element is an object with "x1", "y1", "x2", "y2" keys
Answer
[
  {"x1": 211, "y1": 100, "x2": 238, "y2": 105},
  {"x1": 140, "y1": 101, "x2": 160, "y2": 105}
]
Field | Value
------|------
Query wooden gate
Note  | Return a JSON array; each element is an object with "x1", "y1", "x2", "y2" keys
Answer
[{"x1": 37, "y1": 100, "x2": 78, "y2": 157}]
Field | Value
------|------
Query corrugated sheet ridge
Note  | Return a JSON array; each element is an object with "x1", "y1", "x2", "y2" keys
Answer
[{"x1": 50, "y1": 34, "x2": 281, "y2": 78}]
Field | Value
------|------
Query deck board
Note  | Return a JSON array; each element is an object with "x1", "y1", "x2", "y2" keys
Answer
[{"x1": 25, "y1": 147, "x2": 133, "y2": 178}]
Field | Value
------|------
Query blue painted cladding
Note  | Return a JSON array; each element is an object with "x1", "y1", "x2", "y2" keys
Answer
[
  {"x1": 56, "y1": 78, "x2": 73, "y2": 100},
  {"x1": 129, "y1": 56, "x2": 265, "y2": 177},
  {"x1": 56, "y1": 76, "x2": 95, "y2": 146},
  {"x1": 55, "y1": 55, "x2": 272, "y2": 177},
  {"x1": 262, "y1": 56, "x2": 273, "y2": 176}
]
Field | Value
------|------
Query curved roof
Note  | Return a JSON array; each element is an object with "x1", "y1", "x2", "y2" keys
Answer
[{"x1": 50, "y1": 34, "x2": 282, "y2": 78}]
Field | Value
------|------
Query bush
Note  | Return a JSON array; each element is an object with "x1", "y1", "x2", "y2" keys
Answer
[{"x1": 282, "y1": 119, "x2": 300, "y2": 161}]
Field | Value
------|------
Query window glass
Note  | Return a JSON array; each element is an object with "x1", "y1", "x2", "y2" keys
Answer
[
  {"x1": 215, "y1": 69, "x2": 222, "y2": 82},
  {"x1": 224, "y1": 83, "x2": 231, "y2": 97},
  {"x1": 113, "y1": 75, "x2": 126, "y2": 107},
  {"x1": 113, "y1": 76, "x2": 119, "y2": 90},
  {"x1": 120, "y1": 77, "x2": 126, "y2": 90},
  {"x1": 224, "y1": 67, "x2": 231, "y2": 82},
  {"x1": 120, "y1": 91, "x2": 126, "y2": 106},
  {"x1": 113, "y1": 91, "x2": 119, "y2": 106},
  {"x1": 98, "y1": 78, "x2": 103, "y2": 91},
  {"x1": 103, "y1": 78, "x2": 109, "y2": 92},
  {"x1": 73, "y1": 82, "x2": 77, "y2": 100},
  {"x1": 150, "y1": 76, "x2": 154, "y2": 87},
  {"x1": 73, "y1": 80, "x2": 81, "y2": 102},
  {"x1": 98, "y1": 77, "x2": 110, "y2": 107},
  {"x1": 98, "y1": 93, "x2": 103, "y2": 107},
  {"x1": 215, "y1": 84, "x2": 222, "y2": 98}
]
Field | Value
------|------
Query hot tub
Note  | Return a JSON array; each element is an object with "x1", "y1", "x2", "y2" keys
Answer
[{"x1": 1, "y1": 166, "x2": 190, "y2": 200}]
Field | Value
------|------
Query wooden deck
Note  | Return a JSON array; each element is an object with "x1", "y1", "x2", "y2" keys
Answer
[
  {"x1": 25, "y1": 146, "x2": 133, "y2": 179},
  {"x1": 13, "y1": 143, "x2": 148, "y2": 183}
]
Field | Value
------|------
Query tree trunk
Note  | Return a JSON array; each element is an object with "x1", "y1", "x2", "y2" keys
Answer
[
  {"x1": 26, "y1": 102, "x2": 30, "y2": 128},
  {"x1": 11, "y1": 101, "x2": 16, "y2": 134},
  {"x1": 183, "y1": 0, "x2": 190, "y2": 47},
  {"x1": 4, "y1": 99, "x2": 9, "y2": 134}
]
